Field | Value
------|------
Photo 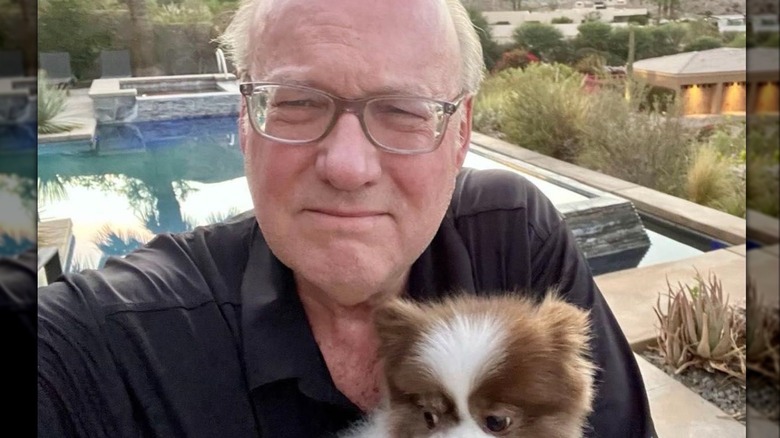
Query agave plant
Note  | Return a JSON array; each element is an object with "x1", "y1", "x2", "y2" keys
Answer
[
  {"x1": 745, "y1": 276, "x2": 780, "y2": 383},
  {"x1": 654, "y1": 284, "x2": 695, "y2": 372},
  {"x1": 654, "y1": 271, "x2": 746, "y2": 380},
  {"x1": 37, "y1": 70, "x2": 80, "y2": 135}
]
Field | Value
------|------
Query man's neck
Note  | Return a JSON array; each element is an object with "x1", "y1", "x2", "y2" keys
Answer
[
  {"x1": 295, "y1": 277, "x2": 407, "y2": 411},
  {"x1": 294, "y1": 275, "x2": 408, "y2": 332}
]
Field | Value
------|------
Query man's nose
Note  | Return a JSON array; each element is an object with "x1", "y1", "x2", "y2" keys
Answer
[{"x1": 315, "y1": 113, "x2": 382, "y2": 191}]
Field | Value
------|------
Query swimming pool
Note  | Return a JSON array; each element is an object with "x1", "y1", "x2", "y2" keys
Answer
[
  {"x1": 0, "y1": 123, "x2": 36, "y2": 256},
  {"x1": 37, "y1": 115, "x2": 715, "y2": 273}
]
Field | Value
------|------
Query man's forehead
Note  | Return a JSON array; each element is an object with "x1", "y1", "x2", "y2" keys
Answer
[
  {"x1": 254, "y1": 0, "x2": 454, "y2": 48},
  {"x1": 247, "y1": 0, "x2": 461, "y2": 98}
]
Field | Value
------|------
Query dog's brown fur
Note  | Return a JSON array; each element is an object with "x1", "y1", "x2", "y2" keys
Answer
[{"x1": 371, "y1": 291, "x2": 596, "y2": 438}]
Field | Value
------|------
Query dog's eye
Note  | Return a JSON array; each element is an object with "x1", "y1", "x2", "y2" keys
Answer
[
  {"x1": 423, "y1": 411, "x2": 439, "y2": 429},
  {"x1": 484, "y1": 415, "x2": 511, "y2": 433}
]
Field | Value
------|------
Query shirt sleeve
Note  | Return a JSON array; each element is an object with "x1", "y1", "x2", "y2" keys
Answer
[
  {"x1": 38, "y1": 276, "x2": 142, "y2": 438},
  {"x1": 530, "y1": 221, "x2": 658, "y2": 438}
]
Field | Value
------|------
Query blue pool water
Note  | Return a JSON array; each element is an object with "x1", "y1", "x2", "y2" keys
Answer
[
  {"x1": 1, "y1": 123, "x2": 37, "y2": 257},
  {"x1": 38, "y1": 115, "x2": 720, "y2": 273},
  {"x1": 38, "y1": 116, "x2": 250, "y2": 270}
]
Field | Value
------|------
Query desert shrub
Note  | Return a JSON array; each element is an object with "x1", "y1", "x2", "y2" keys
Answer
[
  {"x1": 551, "y1": 16, "x2": 573, "y2": 24},
  {"x1": 745, "y1": 276, "x2": 780, "y2": 383},
  {"x1": 512, "y1": 22, "x2": 570, "y2": 63},
  {"x1": 726, "y1": 33, "x2": 747, "y2": 47},
  {"x1": 627, "y1": 14, "x2": 649, "y2": 25},
  {"x1": 576, "y1": 83, "x2": 693, "y2": 194},
  {"x1": 746, "y1": 119, "x2": 780, "y2": 217},
  {"x1": 472, "y1": 70, "x2": 516, "y2": 136},
  {"x1": 685, "y1": 144, "x2": 744, "y2": 216},
  {"x1": 654, "y1": 272, "x2": 746, "y2": 380},
  {"x1": 151, "y1": 1, "x2": 212, "y2": 24},
  {"x1": 574, "y1": 21, "x2": 613, "y2": 55},
  {"x1": 497, "y1": 64, "x2": 588, "y2": 161},
  {"x1": 492, "y1": 48, "x2": 536, "y2": 72},
  {"x1": 683, "y1": 35, "x2": 723, "y2": 52}
]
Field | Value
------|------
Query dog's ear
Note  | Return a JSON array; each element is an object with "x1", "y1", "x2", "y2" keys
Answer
[
  {"x1": 535, "y1": 293, "x2": 591, "y2": 357},
  {"x1": 373, "y1": 298, "x2": 428, "y2": 361}
]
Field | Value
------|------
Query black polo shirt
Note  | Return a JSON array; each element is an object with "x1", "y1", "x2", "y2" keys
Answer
[{"x1": 38, "y1": 168, "x2": 657, "y2": 438}]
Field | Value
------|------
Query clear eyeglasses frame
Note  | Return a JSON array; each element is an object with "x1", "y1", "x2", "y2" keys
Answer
[{"x1": 238, "y1": 82, "x2": 466, "y2": 155}]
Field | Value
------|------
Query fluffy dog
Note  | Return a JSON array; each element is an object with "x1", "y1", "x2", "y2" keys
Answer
[{"x1": 340, "y1": 292, "x2": 596, "y2": 438}]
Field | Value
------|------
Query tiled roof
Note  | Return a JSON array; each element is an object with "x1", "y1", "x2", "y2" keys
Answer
[
  {"x1": 633, "y1": 48, "x2": 746, "y2": 75},
  {"x1": 747, "y1": 47, "x2": 780, "y2": 74}
]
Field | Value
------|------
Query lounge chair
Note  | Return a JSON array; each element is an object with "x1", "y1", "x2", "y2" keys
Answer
[
  {"x1": 100, "y1": 50, "x2": 133, "y2": 78},
  {"x1": 0, "y1": 51, "x2": 25, "y2": 77},
  {"x1": 40, "y1": 52, "x2": 76, "y2": 87}
]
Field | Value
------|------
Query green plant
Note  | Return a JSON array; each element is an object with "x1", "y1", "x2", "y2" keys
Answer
[
  {"x1": 685, "y1": 144, "x2": 744, "y2": 216},
  {"x1": 38, "y1": 0, "x2": 119, "y2": 80},
  {"x1": 683, "y1": 35, "x2": 723, "y2": 52},
  {"x1": 37, "y1": 70, "x2": 80, "y2": 135},
  {"x1": 551, "y1": 16, "x2": 573, "y2": 24},
  {"x1": 497, "y1": 64, "x2": 588, "y2": 160},
  {"x1": 576, "y1": 82, "x2": 693, "y2": 194},
  {"x1": 746, "y1": 118, "x2": 780, "y2": 217},
  {"x1": 653, "y1": 272, "x2": 746, "y2": 380},
  {"x1": 512, "y1": 22, "x2": 568, "y2": 62},
  {"x1": 151, "y1": 1, "x2": 212, "y2": 24},
  {"x1": 473, "y1": 68, "x2": 523, "y2": 135}
]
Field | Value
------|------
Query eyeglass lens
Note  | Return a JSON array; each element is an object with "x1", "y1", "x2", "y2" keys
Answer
[{"x1": 246, "y1": 85, "x2": 449, "y2": 152}]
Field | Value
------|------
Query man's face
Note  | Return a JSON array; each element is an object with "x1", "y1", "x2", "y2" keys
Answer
[{"x1": 240, "y1": 0, "x2": 472, "y2": 306}]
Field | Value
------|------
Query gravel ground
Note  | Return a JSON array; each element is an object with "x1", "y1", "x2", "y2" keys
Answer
[
  {"x1": 748, "y1": 374, "x2": 780, "y2": 422},
  {"x1": 641, "y1": 349, "x2": 747, "y2": 424}
]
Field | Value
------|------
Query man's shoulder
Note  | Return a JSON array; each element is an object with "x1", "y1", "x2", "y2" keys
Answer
[
  {"x1": 38, "y1": 211, "x2": 258, "y2": 317},
  {"x1": 451, "y1": 167, "x2": 563, "y2": 232}
]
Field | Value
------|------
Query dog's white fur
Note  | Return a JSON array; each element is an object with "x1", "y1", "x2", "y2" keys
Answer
[{"x1": 339, "y1": 292, "x2": 596, "y2": 438}]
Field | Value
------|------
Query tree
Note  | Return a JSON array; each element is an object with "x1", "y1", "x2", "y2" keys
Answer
[
  {"x1": 467, "y1": 7, "x2": 501, "y2": 72},
  {"x1": 647, "y1": 26, "x2": 682, "y2": 57},
  {"x1": 574, "y1": 21, "x2": 612, "y2": 54},
  {"x1": 125, "y1": 0, "x2": 161, "y2": 75},
  {"x1": 512, "y1": 22, "x2": 568, "y2": 62},
  {"x1": 39, "y1": 0, "x2": 115, "y2": 79},
  {"x1": 509, "y1": 0, "x2": 522, "y2": 11}
]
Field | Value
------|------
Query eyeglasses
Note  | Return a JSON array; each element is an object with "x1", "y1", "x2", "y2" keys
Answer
[{"x1": 239, "y1": 82, "x2": 465, "y2": 155}]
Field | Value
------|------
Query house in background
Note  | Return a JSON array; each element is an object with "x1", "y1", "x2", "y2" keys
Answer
[
  {"x1": 632, "y1": 47, "x2": 779, "y2": 116},
  {"x1": 712, "y1": 14, "x2": 747, "y2": 33},
  {"x1": 484, "y1": 7, "x2": 647, "y2": 44}
]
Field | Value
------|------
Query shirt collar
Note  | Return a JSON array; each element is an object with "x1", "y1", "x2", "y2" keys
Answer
[{"x1": 239, "y1": 205, "x2": 476, "y2": 403}]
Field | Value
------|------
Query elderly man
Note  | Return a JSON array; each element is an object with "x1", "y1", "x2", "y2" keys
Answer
[{"x1": 38, "y1": 0, "x2": 656, "y2": 437}]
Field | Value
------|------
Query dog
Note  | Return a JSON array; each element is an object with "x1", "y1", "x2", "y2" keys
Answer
[{"x1": 339, "y1": 291, "x2": 596, "y2": 438}]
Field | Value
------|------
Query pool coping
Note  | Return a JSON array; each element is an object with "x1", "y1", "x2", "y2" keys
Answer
[
  {"x1": 470, "y1": 131, "x2": 748, "y2": 245},
  {"x1": 471, "y1": 131, "x2": 757, "y2": 434}
]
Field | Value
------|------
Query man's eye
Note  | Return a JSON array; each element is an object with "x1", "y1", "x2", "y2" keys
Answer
[
  {"x1": 484, "y1": 415, "x2": 511, "y2": 433},
  {"x1": 375, "y1": 103, "x2": 431, "y2": 119},
  {"x1": 274, "y1": 99, "x2": 319, "y2": 107}
]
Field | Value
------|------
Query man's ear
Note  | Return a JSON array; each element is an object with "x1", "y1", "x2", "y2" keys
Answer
[
  {"x1": 455, "y1": 96, "x2": 474, "y2": 169},
  {"x1": 239, "y1": 100, "x2": 249, "y2": 155}
]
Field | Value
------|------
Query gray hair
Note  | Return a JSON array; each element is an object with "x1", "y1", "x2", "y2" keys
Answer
[{"x1": 218, "y1": 0, "x2": 486, "y2": 94}]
